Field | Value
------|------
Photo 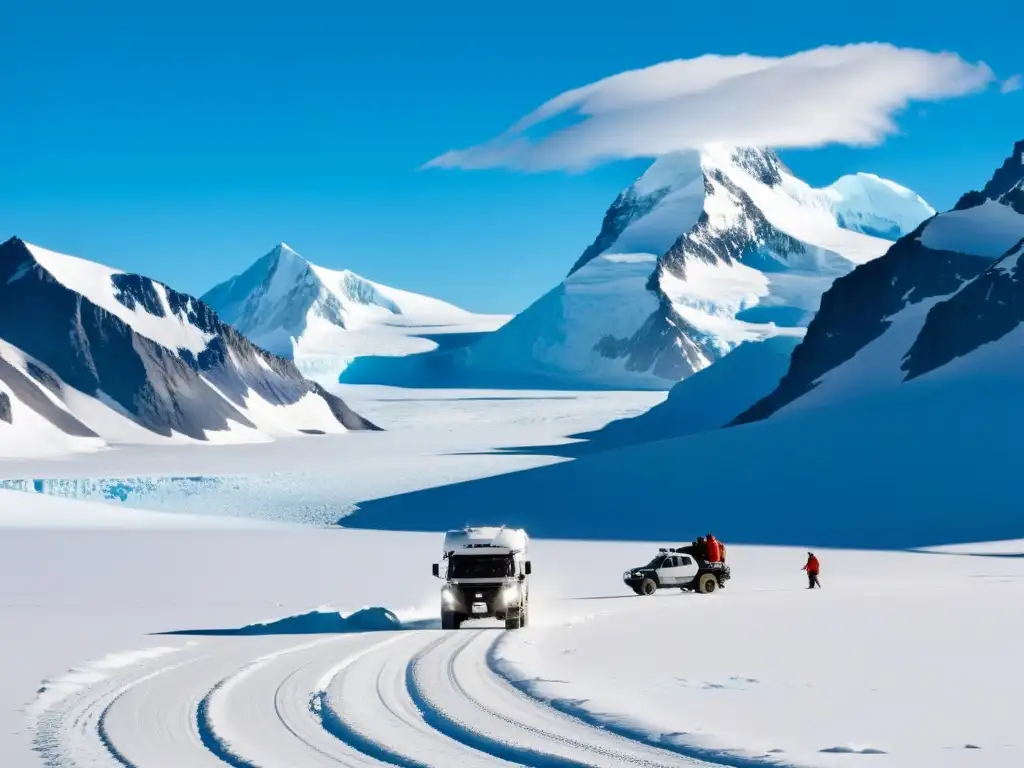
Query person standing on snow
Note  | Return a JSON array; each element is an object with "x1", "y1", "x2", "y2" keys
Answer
[{"x1": 803, "y1": 552, "x2": 821, "y2": 589}]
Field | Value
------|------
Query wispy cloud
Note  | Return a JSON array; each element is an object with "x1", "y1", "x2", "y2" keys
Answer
[
  {"x1": 1001, "y1": 74, "x2": 1022, "y2": 94},
  {"x1": 426, "y1": 44, "x2": 993, "y2": 172}
]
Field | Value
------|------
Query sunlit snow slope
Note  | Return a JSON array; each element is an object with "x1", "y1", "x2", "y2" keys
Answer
[
  {"x1": 203, "y1": 244, "x2": 508, "y2": 382},
  {"x1": 0, "y1": 238, "x2": 377, "y2": 456},
  {"x1": 343, "y1": 147, "x2": 932, "y2": 390}
]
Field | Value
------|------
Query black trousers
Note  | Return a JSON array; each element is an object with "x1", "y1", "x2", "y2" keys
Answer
[{"x1": 807, "y1": 571, "x2": 821, "y2": 588}]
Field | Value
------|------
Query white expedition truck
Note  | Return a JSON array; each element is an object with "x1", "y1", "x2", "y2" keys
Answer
[{"x1": 431, "y1": 526, "x2": 532, "y2": 630}]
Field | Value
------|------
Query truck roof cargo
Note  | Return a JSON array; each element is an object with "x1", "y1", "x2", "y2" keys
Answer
[{"x1": 443, "y1": 526, "x2": 528, "y2": 556}]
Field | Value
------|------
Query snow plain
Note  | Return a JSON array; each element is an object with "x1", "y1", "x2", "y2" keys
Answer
[
  {"x1": 3, "y1": 514, "x2": 1022, "y2": 767},
  {"x1": 2, "y1": 388, "x2": 1023, "y2": 767}
]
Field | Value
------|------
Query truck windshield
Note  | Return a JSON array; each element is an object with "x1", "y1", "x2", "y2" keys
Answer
[{"x1": 449, "y1": 554, "x2": 514, "y2": 579}]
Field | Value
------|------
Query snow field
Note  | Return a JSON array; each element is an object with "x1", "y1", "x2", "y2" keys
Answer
[{"x1": 4, "y1": 520, "x2": 1022, "y2": 767}]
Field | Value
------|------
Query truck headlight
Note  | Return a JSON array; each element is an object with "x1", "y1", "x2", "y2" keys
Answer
[
  {"x1": 501, "y1": 585, "x2": 518, "y2": 606},
  {"x1": 442, "y1": 588, "x2": 456, "y2": 606}
]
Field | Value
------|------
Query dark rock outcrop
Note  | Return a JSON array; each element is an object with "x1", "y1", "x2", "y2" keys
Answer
[
  {"x1": 569, "y1": 186, "x2": 672, "y2": 276},
  {"x1": 903, "y1": 238, "x2": 1024, "y2": 380},
  {"x1": 0, "y1": 354, "x2": 98, "y2": 436}
]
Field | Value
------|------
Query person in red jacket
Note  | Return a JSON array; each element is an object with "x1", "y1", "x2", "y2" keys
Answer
[
  {"x1": 706, "y1": 534, "x2": 721, "y2": 563},
  {"x1": 803, "y1": 552, "x2": 821, "y2": 589}
]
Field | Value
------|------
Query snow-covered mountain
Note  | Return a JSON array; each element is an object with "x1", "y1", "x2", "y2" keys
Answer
[
  {"x1": 0, "y1": 238, "x2": 377, "y2": 456},
  {"x1": 736, "y1": 139, "x2": 1024, "y2": 424},
  {"x1": 342, "y1": 146, "x2": 932, "y2": 390},
  {"x1": 202, "y1": 244, "x2": 508, "y2": 381}
]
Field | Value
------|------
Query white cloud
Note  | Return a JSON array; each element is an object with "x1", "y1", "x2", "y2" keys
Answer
[
  {"x1": 426, "y1": 44, "x2": 993, "y2": 172},
  {"x1": 1001, "y1": 74, "x2": 1022, "y2": 94}
]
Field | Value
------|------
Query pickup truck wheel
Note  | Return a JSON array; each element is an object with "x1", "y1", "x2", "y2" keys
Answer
[
  {"x1": 698, "y1": 573, "x2": 717, "y2": 594},
  {"x1": 640, "y1": 578, "x2": 657, "y2": 596}
]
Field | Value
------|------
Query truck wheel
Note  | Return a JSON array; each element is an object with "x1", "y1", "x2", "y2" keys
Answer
[
  {"x1": 640, "y1": 578, "x2": 657, "y2": 596},
  {"x1": 698, "y1": 573, "x2": 717, "y2": 594},
  {"x1": 505, "y1": 609, "x2": 522, "y2": 630},
  {"x1": 441, "y1": 610, "x2": 457, "y2": 630},
  {"x1": 520, "y1": 605, "x2": 529, "y2": 628}
]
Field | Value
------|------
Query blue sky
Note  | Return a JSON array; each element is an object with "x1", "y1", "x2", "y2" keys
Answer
[{"x1": 1, "y1": 0, "x2": 1020, "y2": 313}]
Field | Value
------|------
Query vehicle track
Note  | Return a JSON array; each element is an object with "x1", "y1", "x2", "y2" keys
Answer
[{"x1": 31, "y1": 629, "x2": 717, "y2": 767}]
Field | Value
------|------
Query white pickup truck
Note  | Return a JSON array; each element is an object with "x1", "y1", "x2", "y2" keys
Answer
[
  {"x1": 431, "y1": 526, "x2": 532, "y2": 630},
  {"x1": 623, "y1": 547, "x2": 731, "y2": 595}
]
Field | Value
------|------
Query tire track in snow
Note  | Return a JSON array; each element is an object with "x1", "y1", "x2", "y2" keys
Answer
[
  {"x1": 316, "y1": 632, "x2": 516, "y2": 767},
  {"x1": 103, "y1": 637, "x2": 311, "y2": 768},
  {"x1": 195, "y1": 634, "x2": 397, "y2": 767},
  {"x1": 34, "y1": 628, "x2": 725, "y2": 768},
  {"x1": 33, "y1": 656, "x2": 197, "y2": 768},
  {"x1": 408, "y1": 629, "x2": 710, "y2": 767}
]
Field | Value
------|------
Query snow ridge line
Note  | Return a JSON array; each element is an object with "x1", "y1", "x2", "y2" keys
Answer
[
  {"x1": 486, "y1": 636, "x2": 764, "y2": 768},
  {"x1": 405, "y1": 631, "x2": 591, "y2": 767}
]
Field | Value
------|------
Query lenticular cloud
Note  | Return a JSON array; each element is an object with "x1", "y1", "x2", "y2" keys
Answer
[{"x1": 426, "y1": 44, "x2": 993, "y2": 172}]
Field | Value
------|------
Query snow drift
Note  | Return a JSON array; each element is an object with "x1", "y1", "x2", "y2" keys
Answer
[
  {"x1": 162, "y1": 607, "x2": 408, "y2": 635},
  {"x1": 343, "y1": 146, "x2": 931, "y2": 390},
  {"x1": 0, "y1": 237, "x2": 377, "y2": 456}
]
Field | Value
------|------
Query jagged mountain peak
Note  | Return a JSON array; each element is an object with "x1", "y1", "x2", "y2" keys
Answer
[
  {"x1": 625, "y1": 146, "x2": 784, "y2": 198},
  {"x1": 570, "y1": 145, "x2": 931, "y2": 279},
  {"x1": 982, "y1": 138, "x2": 1024, "y2": 212},
  {"x1": 265, "y1": 241, "x2": 309, "y2": 269},
  {"x1": 954, "y1": 138, "x2": 1024, "y2": 213},
  {"x1": 204, "y1": 243, "x2": 502, "y2": 380}
]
